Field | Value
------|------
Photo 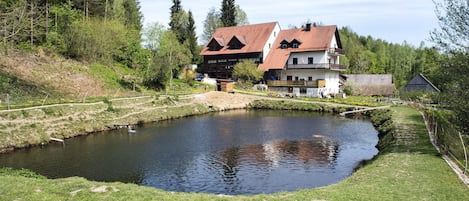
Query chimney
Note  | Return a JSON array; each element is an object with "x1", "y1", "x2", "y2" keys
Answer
[{"x1": 305, "y1": 23, "x2": 311, "y2": 31}]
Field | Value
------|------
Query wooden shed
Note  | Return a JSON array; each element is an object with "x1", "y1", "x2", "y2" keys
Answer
[
  {"x1": 216, "y1": 79, "x2": 235, "y2": 92},
  {"x1": 403, "y1": 73, "x2": 440, "y2": 92}
]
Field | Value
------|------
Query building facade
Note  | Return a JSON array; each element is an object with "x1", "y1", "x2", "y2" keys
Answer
[
  {"x1": 201, "y1": 22, "x2": 346, "y2": 97},
  {"x1": 200, "y1": 22, "x2": 280, "y2": 79}
]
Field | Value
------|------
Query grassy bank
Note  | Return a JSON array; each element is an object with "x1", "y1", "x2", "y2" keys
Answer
[
  {"x1": 1, "y1": 101, "x2": 468, "y2": 200},
  {"x1": 0, "y1": 95, "x2": 213, "y2": 153}
]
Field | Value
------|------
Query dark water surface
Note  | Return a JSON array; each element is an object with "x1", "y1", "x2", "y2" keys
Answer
[{"x1": 0, "y1": 110, "x2": 378, "y2": 195}]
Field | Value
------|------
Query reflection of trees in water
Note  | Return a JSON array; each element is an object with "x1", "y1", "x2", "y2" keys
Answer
[{"x1": 216, "y1": 137, "x2": 339, "y2": 179}]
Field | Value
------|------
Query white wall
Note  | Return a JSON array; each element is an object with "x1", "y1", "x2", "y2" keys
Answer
[
  {"x1": 328, "y1": 34, "x2": 340, "y2": 64},
  {"x1": 324, "y1": 71, "x2": 340, "y2": 94},
  {"x1": 330, "y1": 34, "x2": 338, "y2": 48},
  {"x1": 262, "y1": 23, "x2": 281, "y2": 62},
  {"x1": 288, "y1": 51, "x2": 327, "y2": 64}
]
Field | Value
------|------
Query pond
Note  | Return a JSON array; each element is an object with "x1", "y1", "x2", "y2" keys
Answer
[{"x1": 0, "y1": 110, "x2": 379, "y2": 195}]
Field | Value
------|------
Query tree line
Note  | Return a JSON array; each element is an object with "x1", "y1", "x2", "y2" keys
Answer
[
  {"x1": 339, "y1": 27, "x2": 441, "y2": 89},
  {"x1": 340, "y1": 0, "x2": 468, "y2": 133},
  {"x1": 1, "y1": 0, "x2": 467, "y2": 132}
]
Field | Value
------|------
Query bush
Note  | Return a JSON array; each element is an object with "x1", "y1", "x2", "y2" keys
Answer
[{"x1": 232, "y1": 61, "x2": 263, "y2": 85}]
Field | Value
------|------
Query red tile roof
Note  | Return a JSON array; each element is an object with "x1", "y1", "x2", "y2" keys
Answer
[
  {"x1": 200, "y1": 22, "x2": 278, "y2": 56},
  {"x1": 259, "y1": 25, "x2": 338, "y2": 71}
]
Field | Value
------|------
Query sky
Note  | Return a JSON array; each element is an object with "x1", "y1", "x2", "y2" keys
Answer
[{"x1": 139, "y1": 0, "x2": 439, "y2": 46}]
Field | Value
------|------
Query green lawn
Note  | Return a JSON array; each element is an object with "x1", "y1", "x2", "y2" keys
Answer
[{"x1": 1, "y1": 106, "x2": 468, "y2": 200}]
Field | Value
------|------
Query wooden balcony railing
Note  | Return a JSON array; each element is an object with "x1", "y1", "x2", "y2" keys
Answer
[
  {"x1": 267, "y1": 80, "x2": 320, "y2": 87},
  {"x1": 329, "y1": 48, "x2": 345, "y2": 55}
]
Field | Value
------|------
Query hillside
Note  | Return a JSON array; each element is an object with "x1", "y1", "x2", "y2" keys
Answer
[{"x1": 0, "y1": 51, "x2": 138, "y2": 106}]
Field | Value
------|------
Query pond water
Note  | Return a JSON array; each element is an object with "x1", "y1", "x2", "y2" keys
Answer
[{"x1": 0, "y1": 110, "x2": 379, "y2": 195}]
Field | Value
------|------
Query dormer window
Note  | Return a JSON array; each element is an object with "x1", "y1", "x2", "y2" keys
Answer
[
  {"x1": 280, "y1": 39, "x2": 289, "y2": 49},
  {"x1": 228, "y1": 36, "x2": 246, "y2": 50},
  {"x1": 280, "y1": 39, "x2": 301, "y2": 49},
  {"x1": 291, "y1": 39, "x2": 302, "y2": 48},
  {"x1": 207, "y1": 38, "x2": 224, "y2": 51}
]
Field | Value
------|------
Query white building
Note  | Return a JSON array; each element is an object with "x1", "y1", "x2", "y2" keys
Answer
[
  {"x1": 259, "y1": 23, "x2": 346, "y2": 97},
  {"x1": 201, "y1": 22, "x2": 346, "y2": 97}
]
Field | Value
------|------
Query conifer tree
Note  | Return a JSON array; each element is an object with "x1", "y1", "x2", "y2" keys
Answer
[
  {"x1": 185, "y1": 10, "x2": 198, "y2": 63},
  {"x1": 220, "y1": 0, "x2": 236, "y2": 27},
  {"x1": 168, "y1": 0, "x2": 186, "y2": 44}
]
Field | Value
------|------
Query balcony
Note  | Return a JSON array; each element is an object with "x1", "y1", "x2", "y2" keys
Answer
[
  {"x1": 329, "y1": 48, "x2": 345, "y2": 56},
  {"x1": 267, "y1": 80, "x2": 327, "y2": 88},
  {"x1": 287, "y1": 63, "x2": 347, "y2": 71}
]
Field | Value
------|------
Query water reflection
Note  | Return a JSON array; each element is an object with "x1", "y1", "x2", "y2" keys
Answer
[
  {"x1": 0, "y1": 110, "x2": 378, "y2": 195},
  {"x1": 212, "y1": 136, "x2": 339, "y2": 184}
]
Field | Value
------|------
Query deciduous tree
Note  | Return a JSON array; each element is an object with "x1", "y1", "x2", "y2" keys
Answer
[
  {"x1": 431, "y1": 0, "x2": 469, "y2": 52},
  {"x1": 233, "y1": 60, "x2": 263, "y2": 84},
  {"x1": 431, "y1": 0, "x2": 469, "y2": 133}
]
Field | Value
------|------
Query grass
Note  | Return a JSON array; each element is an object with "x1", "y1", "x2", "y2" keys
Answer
[{"x1": 1, "y1": 105, "x2": 468, "y2": 200}]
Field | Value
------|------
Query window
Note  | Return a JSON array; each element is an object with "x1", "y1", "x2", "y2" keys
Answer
[
  {"x1": 287, "y1": 76, "x2": 293, "y2": 81},
  {"x1": 269, "y1": 43, "x2": 271, "y2": 49},
  {"x1": 292, "y1": 43, "x2": 299, "y2": 48},
  {"x1": 300, "y1": 87, "x2": 307, "y2": 94},
  {"x1": 308, "y1": 77, "x2": 313, "y2": 81},
  {"x1": 292, "y1": 58, "x2": 298, "y2": 65},
  {"x1": 308, "y1": 57, "x2": 314, "y2": 64},
  {"x1": 281, "y1": 44, "x2": 288, "y2": 49},
  {"x1": 218, "y1": 59, "x2": 227, "y2": 63},
  {"x1": 295, "y1": 76, "x2": 299, "y2": 81},
  {"x1": 208, "y1": 60, "x2": 217, "y2": 64},
  {"x1": 228, "y1": 58, "x2": 238, "y2": 62}
]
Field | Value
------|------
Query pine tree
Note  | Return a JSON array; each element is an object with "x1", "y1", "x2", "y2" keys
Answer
[
  {"x1": 220, "y1": 0, "x2": 236, "y2": 27},
  {"x1": 185, "y1": 10, "x2": 198, "y2": 63},
  {"x1": 168, "y1": 0, "x2": 186, "y2": 44}
]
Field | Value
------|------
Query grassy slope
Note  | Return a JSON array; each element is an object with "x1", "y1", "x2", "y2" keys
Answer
[{"x1": 1, "y1": 106, "x2": 468, "y2": 200}]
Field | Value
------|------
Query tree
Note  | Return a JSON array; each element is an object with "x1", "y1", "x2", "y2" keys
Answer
[
  {"x1": 220, "y1": 0, "x2": 236, "y2": 27},
  {"x1": 66, "y1": 18, "x2": 128, "y2": 61},
  {"x1": 202, "y1": 5, "x2": 248, "y2": 43},
  {"x1": 47, "y1": 2, "x2": 81, "y2": 53},
  {"x1": 201, "y1": 7, "x2": 221, "y2": 44},
  {"x1": 169, "y1": 0, "x2": 186, "y2": 44},
  {"x1": 156, "y1": 30, "x2": 191, "y2": 90},
  {"x1": 235, "y1": 4, "x2": 248, "y2": 26},
  {"x1": 185, "y1": 10, "x2": 198, "y2": 63},
  {"x1": 0, "y1": 0, "x2": 28, "y2": 55},
  {"x1": 122, "y1": 0, "x2": 143, "y2": 31},
  {"x1": 431, "y1": 0, "x2": 469, "y2": 52},
  {"x1": 431, "y1": 0, "x2": 469, "y2": 133},
  {"x1": 232, "y1": 60, "x2": 263, "y2": 85},
  {"x1": 143, "y1": 21, "x2": 166, "y2": 55},
  {"x1": 436, "y1": 53, "x2": 469, "y2": 133}
]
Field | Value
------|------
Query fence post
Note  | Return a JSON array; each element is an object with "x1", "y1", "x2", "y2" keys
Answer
[
  {"x1": 458, "y1": 132, "x2": 468, "y2": 174},
  {"x1": 6, "y1": 94, "x2": 10, "y2": 110}
]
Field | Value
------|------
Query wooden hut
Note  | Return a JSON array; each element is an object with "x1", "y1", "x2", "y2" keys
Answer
[
  {"x1": 216, "y1": 79, "x2": 235, "y2": 92},
  {"x1": 403, "y1": 73, "x2": 440, "y2": 92}
]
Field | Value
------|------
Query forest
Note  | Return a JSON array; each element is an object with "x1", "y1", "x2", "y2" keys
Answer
[{"x1": 0, "y1": 0, "x2": 468, "y2": 133}]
